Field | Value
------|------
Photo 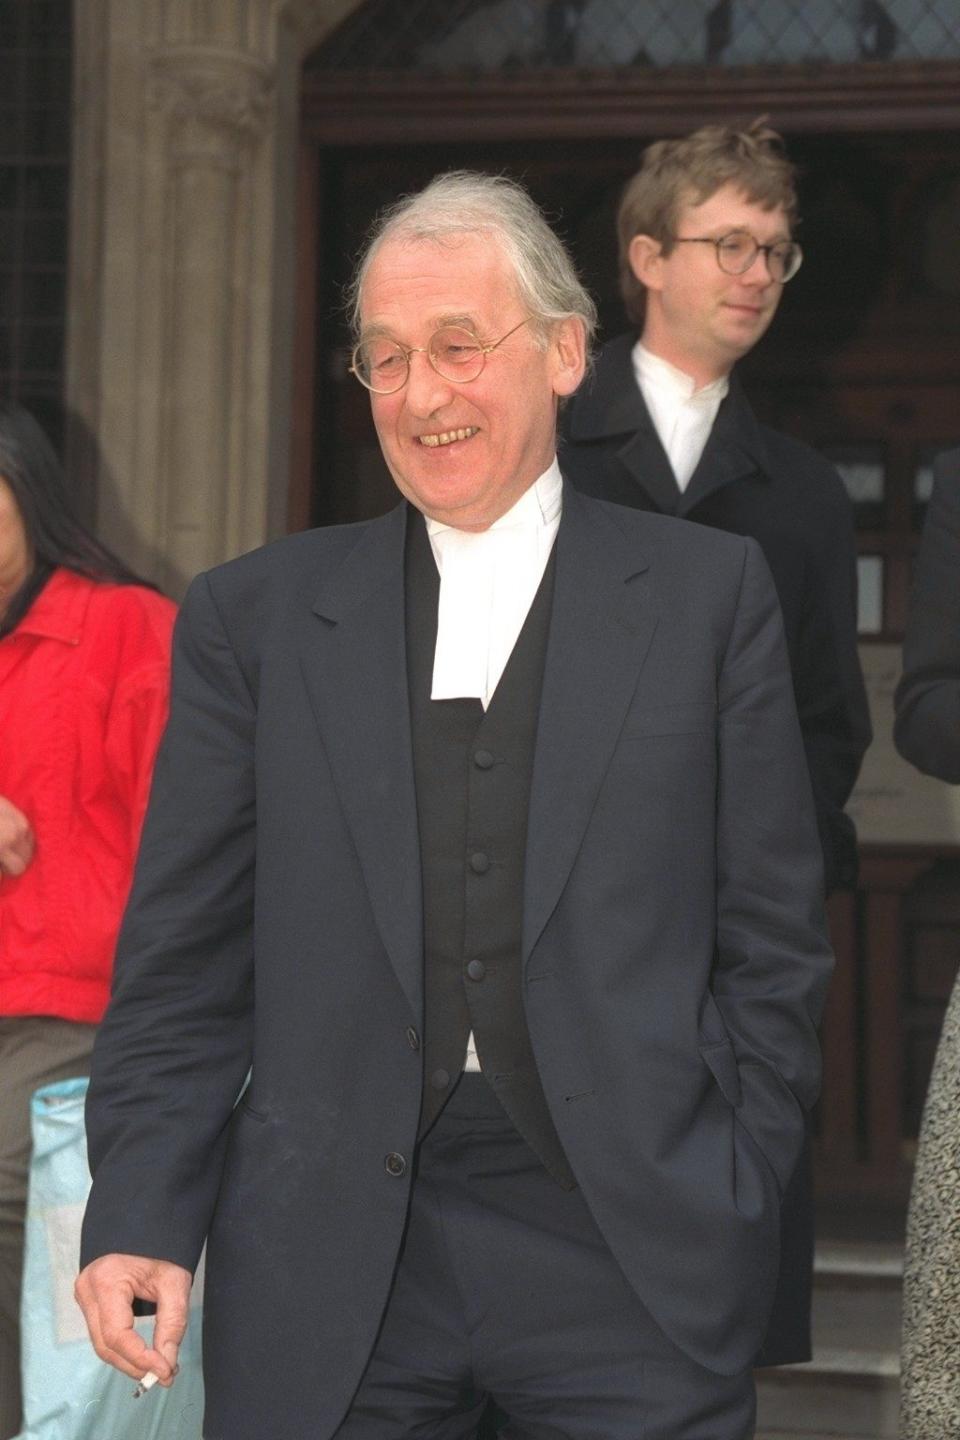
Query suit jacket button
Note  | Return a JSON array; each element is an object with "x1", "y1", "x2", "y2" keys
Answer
[
  {"x1": 466, "y1": 959, "x2": 486, "y2": 981},
  {"x1": 469, "y1": 851, "x2": 490, "y2": 874},
  {"x1": 384, "y1": 1152, "x2": 407, "y2": 1177},
  {"x1": 431, "y1": 1068, "x2": 450, "y2": 1090},
  {"x1": 406, "y1": 1026, "x2": 420, "y2": 1050}
]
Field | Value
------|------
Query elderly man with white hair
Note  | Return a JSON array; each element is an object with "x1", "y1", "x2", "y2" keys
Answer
[{"x1": 76, "y1": 170, "x2": 831, "y2": 1440}]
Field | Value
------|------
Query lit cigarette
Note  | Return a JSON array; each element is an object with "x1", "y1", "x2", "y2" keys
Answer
[{"x1": 133, "y1": 1370, "x2": 160, "y2": 1399}]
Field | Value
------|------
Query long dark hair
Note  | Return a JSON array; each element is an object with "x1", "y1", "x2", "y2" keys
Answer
[{"x1": 0, "y1": 401, "x2": 149, "y2": 636}]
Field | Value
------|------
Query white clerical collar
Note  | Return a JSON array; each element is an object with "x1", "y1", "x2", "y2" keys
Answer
[
  {"x1": 425, "y1": 460, "x2": 562, "y2": 711},
  {"x1": 425, "y1": 462, "x2": 562, "y2": 543}
]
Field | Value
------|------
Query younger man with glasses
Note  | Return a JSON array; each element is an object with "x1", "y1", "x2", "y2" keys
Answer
[{"x1": 561, "y1": 119, "x2": 871, "y2": 1367}]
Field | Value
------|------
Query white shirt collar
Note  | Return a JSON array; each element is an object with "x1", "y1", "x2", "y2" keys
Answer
[
  {"x1": 632, "y1": 341, "x2": 729, "y2": 492},
  {"x1": 632, "y1": 341, "x2": 729, "y2": 406}
]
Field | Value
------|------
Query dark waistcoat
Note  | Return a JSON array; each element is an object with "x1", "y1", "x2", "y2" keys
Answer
[{"x1": 405, "y1": 511, "x2": 575, "y2": 1188}]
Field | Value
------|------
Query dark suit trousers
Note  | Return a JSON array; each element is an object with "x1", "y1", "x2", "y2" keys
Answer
[{"x1": 335, "y1": 1076, "x2": 755, "y2": 1440}]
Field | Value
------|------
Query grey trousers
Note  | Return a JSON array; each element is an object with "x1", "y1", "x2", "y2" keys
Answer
[{"x1": 0, "y1": 1016, "x2": 96, "y2": 1440}]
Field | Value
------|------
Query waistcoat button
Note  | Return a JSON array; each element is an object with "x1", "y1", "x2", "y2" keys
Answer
[
  {"x1": 466, "y1": 959, "x2": 486, "y2": 981},
  {"x1": 430, "y1": 1068, "x2": 450, "y2": 1090},
  {"x1": 469, "y1": 851, "x2": 490, "y2": 874},
  {"x1": 406, "y1": 1026, "x2": 420, "y2": 1050},
  {"x1": 473, "y1": 749, "x2": 495, "y2": 769}
]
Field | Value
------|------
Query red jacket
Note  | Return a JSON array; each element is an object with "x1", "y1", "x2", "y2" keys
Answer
[{"x1": 0, "y1": 568, "x2": 176, "y2": 1022}]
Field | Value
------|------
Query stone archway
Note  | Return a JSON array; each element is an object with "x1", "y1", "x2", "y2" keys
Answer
[{"x1": 66, "y1": 0, "x2": 367, "y2": 593}]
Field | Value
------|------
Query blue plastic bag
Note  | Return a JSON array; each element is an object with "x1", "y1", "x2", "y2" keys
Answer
[{"x1": 16, "y1": 1078, "x2": 205, "y2": 1440}]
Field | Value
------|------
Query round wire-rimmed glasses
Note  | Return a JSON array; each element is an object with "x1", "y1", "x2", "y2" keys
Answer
[
  {"x1": 670, "y1": 231, "x2": 803, "y2": 283},
  {"x1": 350, "y1": 316, "x2": 534, "y2": 394}
]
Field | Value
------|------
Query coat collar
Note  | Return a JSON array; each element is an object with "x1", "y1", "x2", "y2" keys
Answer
[
  {"x1": 566, "y1": 332, "x2": 773, "y2": 515},
  {"x1": 311, "y1": 502, "x2": 408, "y2": 625},
  {"x1": 566, "y1": 332, "x2": 652, "y2": 444},
  {"x1": 7, "y1": 567, "x2": 94, "y2": 645}
]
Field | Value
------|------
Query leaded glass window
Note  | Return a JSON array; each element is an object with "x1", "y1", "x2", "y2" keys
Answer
[{"x1": 313, "y1": 0, "x2": 960, "y2": 73}]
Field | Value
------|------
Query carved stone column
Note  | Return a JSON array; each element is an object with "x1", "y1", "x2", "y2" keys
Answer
[
  {"x1": 66, "y1": 0, "x2": 366, "y2": 594},
  {"x1": 148, "y1": 48, "x2": 272, "y2": 586}
]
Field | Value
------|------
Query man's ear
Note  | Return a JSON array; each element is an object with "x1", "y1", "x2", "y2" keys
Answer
[
  {"x1": 628, "y1": 234, "x2": 664, "y2": 292},
  {"x1": 550, "y1": 316, "x2": 587, "y2": 398}
]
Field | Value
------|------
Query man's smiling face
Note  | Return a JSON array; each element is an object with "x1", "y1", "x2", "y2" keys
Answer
[{"x1": 359, "y1": 231, "x2": 583, "y2": 531}]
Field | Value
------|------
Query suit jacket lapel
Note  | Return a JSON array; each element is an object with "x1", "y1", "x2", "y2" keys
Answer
[
  {"x1": 617, "y1": 425, "x2": 685, "y2": 513},
  {"x1": 523, "y1": 484, "x2": 658, "y2": 963},
  {"x1": 570, "y1": 335, "x2": 778, "y2": 518},
  {"x1": 677, "y1": 378, "x2": 770, "y2": 515},
  {"x1": 300, "y1": 503, "x2": 423, "y2": 1023}
]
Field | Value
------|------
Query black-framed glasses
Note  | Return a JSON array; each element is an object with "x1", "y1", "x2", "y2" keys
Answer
[
  {"x1": 350, "y1": 317, "x2": 534, "y2": 394},
  {"x1": 670, "y1": 230, "x2": 803, "y2": 283}
]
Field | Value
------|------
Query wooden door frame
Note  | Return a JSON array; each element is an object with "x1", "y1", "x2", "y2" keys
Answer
[{"x1": 300, "y1": 61, "x2": 960, "y2": 144}]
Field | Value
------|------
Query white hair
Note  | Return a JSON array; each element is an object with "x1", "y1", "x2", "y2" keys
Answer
[{"x1": 347, "y1": 170, "x2": 597, "y2": 357}]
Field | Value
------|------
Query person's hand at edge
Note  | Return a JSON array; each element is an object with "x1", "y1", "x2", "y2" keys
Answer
[{"x1": 75, "y1": 1253, "x2": 192, "y2": 1385}]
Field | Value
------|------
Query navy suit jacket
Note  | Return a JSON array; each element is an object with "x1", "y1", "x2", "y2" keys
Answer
[
  {"x1": 81, "y1": 486, "x2": 833, "y2": 1440},
  {"x1": 895, "y1": 448, "x2": 960, "y2": 781}
]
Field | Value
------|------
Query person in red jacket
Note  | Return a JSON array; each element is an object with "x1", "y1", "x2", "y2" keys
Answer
[{"x1": 0, "y1": 402, "x2": 176, "y2": 1440}]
